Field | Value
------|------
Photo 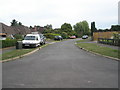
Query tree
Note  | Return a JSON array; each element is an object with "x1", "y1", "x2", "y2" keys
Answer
[
  {"x1": 29, "y1": 26, "x2": 33, "y2": 29},
  {"x1": 11, "y1": 19, "x2": 23, "y2": 26},
  {"x1": 44, "y1": 24, "x2": 52, "y2": 29},
  {"x1": 18, "y1": 22, "x2": 22, "y2": 25},
  {"x1": 61, "y1": 23, "x2": 74, "y2": 36},
  {"x1": 74, "y1": 21, "x2": 90, "y2": 37},
  {"x1": 11, "y1": 19, "x2": 18, "y2": 26},
  {"x1": 91, "y1": 22, "x2": 97, "y2": 40}
]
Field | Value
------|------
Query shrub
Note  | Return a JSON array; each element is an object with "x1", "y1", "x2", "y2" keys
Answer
[
  {"x1": 14, "y1": 34, "x2": 23, "y2": 40},
  {"x1": 61, "y1": 32, "x2": 68, "y2": 39},
  {"x1": 2, "y1": 39, "x2": 17, "y2": 48},
  {"x1": 113, "y1": 33, "x2": 120, "y2": 39},
  {"x1": 44, "y1": 33, "x2": 60, "y2": 39}
]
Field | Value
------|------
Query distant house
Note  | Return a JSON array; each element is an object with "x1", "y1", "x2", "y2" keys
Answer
[
  {"x1": 31, "y1": 26, "x2": 45, "y2": 34},
  {"x1": 0, "y1": 23, "x2": 31, "y2": 38}
]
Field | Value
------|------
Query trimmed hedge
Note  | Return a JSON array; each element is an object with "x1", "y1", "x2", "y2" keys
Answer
[
  {"x1": 44, "y1": 33, "x2": 60, "y2": 39},
  {"x1": 2, "y1": 39, "x2": 17, "y2": 48}
]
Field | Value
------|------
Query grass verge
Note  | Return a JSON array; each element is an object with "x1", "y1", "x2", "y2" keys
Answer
[
  {"x1": 76, "y1": 41, "x2": 120, "y2": 59},
  {"x1": 1, "y1": 48, "x2": 35, "y2": 60}
]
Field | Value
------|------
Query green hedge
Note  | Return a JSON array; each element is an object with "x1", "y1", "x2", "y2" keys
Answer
[
  {"x1": 2, "y1": 39, "x2": 17, "y2": 48},
  {"x1": 44, "y1": 33, "x2": 60, "y2": 39}
]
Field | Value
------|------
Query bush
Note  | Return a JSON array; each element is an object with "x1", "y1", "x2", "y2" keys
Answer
[
  {"x1": 113, "y1": 33, "x2": 120, "y2": 39},
  {"x1": 14, "y1": 34, "x2": 23, "y2": 40},
  {"x1": 61, "y1": 32, "x2": 68, "y2": 39},
  {"x1": 44, "y1": 33, "x2": 60, "y2": 39},
  {"x1": 2, "y1": 39, "x2": 17, "y2": 48}
]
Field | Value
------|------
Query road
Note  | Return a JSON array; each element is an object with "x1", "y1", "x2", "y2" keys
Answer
[{"x1": 2, "y1": 39, "x2": 118, "y2": 88}]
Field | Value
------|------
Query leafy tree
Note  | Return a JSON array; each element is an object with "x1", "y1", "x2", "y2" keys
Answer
[
  {"x1": 110, "y1": 25, "x2": 120, "y2": 31},
  {"x1": 61, "y1": 23, "x2": 74, "y2": 36},
  {"x1": 11, "y1": 19, "x2": 18, "y2": 26},
  {"x1": 11, "y1": 19, "x2": 23, "y2": 26},
  {"x1": 91, "y1": 22, "x2": 97, "y2": 33},
  {"x1": 91, "y1": 22, "x2": 97, "y2": 40},
  {"x1": 29, "y1": 26, "x2": 33, "y2": 29},
  {"x1": 44, "y1": 24, "x2": 52, "y2": 29},
  {"x1": 18, "y1": 22, "x2": 22, "y2": 25},
  {"x1": 74, "y1": 21, "x2": 90, "y2": 37}
]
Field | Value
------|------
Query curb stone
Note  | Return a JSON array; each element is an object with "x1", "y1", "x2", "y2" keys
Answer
[
  {"x1": 1, "y1": 40, "x2": 66, "y2": 63},
  {"x1": 75, "y1": 44, "x2": 120, "y2": 61},
  {"x1": 1, "y1": 43, "x2": 50, "y2": 63}
]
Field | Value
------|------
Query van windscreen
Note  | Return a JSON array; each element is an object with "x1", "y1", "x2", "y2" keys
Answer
[{"x1": 24, "y1": 36, "x2": 36, "y2": 40}]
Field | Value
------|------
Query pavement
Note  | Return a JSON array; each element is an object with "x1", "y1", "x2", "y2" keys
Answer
[{"x1": 2, "y1": 39, "x2": 118, "y2": 88}]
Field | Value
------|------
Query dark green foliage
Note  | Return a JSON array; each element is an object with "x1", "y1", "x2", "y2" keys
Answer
[
  {"x1": 11, "y1": 19, "x2": 23, "y2": 26},
  {"x1": 18, "y1": 22, "x2": 22, "y2": 25},
  {"x1": 44, "y1": 24, "x2": 52, "y2": 29},
  {"x1": 91, "y1": 22, "x2": 97, "y2": 35},
  {"x1": 11, "y1": 19, "x2": 18, "y2": 26},
  {"x1": 110, "y1": 25, "x2": 120, "y2": 31},
  {"x1": 2, "y1": 39, "x2": 17, "y2": 48},
  {"x1": 61, "y1": 23, "x2": 74, "y2": 36}
]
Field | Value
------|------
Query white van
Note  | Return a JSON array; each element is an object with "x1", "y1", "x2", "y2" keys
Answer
[{"x1": 22, "y1": 34, "x2": 42, "y2": 48}]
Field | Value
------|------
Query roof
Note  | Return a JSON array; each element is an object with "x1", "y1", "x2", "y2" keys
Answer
[{"x1": 0, "y1": 23, "x2": 31, "y2": 36}]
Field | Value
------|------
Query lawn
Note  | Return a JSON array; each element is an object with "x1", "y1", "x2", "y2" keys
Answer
[
  {"x1": 76, "y1": 41, "x2": 120, "y2": 59},
  {"x1": 1, "y1": 48, "x2": 35, "y2": 60}
]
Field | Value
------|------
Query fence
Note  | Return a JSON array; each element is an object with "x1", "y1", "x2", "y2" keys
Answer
[{"x1": 98, "y1": 38, "x2": 120, "y2": 46}]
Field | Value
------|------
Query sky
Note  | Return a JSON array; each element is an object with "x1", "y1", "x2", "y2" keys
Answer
[{"x1": 0, "y1": 0, "x2": 119, "y2": 29}]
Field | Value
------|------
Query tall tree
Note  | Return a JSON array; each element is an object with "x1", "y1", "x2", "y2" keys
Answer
[
  {"x1": 44, "y1": 24, "x2": 52, "y2": 29},
  {"x1": 74, "y1": 21, "x2": 90, "y2": 37},
  {"x1": 61, "y1": 23, "x2": 74, "y2": 36},
  {"x1": 11, "y1": 19, "x2": 18, "y2": 26},
  {"x1": 18, "y1": 22, "x2": 22, "y2": 25},
  {"x1": 91, "y1": 22, "x2": 97, "y2": 41}
]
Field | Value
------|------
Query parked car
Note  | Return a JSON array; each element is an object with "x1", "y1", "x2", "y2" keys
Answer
[
  {"x1": 69, "y1": 36, "x2": 76, "y2": 39},
  {"x1": 82, "y1": 35, "x2": 88, "y2": 39},
  {"x1": 39, "y1": 34, "x2": 46, "y2": 45},
  {"x1": 54, "y1": 36, "x2": 63, "y2": 40},
  {"x1": 22, "y1": 33, "x2": 46, "y2": 48}
]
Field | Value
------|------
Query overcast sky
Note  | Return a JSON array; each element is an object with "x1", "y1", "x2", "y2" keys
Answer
[{"x1": 0, "y1": 0, "x2": 119, "y2": 29}]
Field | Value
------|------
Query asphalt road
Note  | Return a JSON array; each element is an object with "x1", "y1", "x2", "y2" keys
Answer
[{"x1": 2, "y1": 39, "x2": 118, "y2": 88}]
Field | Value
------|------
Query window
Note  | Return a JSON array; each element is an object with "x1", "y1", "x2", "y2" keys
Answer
[{"x1": 24, "y1": 36, "x2": 35, "y2": 40}]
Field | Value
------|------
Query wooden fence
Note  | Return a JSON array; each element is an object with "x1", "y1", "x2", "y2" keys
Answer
[{"x1": 98, "y1": 38, "x2": 120, "y2": 46}]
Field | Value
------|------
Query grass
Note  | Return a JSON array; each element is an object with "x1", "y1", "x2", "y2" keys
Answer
[
  {"x1": 76, "y1": 39, "x2": 91, "y2": 43},
  {"x1": 1, "y1": 48, "x2": 35, "y2": 60},
  {"x1": 0, "y1": 42, "x2": 51, "y2": 61},
  {"x1": 76, "y1": 41, "x2": 120, "y2": 59}
]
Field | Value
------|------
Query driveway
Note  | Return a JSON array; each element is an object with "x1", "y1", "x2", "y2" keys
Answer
[{"x1": 2, "y1": 39, "x2": 118, "y2": 88}]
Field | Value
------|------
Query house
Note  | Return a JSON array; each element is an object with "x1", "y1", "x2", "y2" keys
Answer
[
  {"x1": 0, "y1": 23, "x2": 31, "y2": 39},
  {"x1": 31, "y1": 26, "x2": 45, "y2": 34}
]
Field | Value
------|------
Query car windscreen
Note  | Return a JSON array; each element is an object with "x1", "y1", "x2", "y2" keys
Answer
[{"x1": 24, "y1": 36, "x2": 36, "y2": 40}]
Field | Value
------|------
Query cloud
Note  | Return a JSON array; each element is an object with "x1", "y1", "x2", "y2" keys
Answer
[{"x1": 0, "y1": 0, "x2": 119, "y2": 29}]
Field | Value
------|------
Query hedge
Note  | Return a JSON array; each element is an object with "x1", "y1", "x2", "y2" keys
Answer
[
  {"x1": 44, "y1": 33, "x2": 60, "y2": 39},
  {"x1": 2, "y1": 39, "x2": 17, "y2": 48}
]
